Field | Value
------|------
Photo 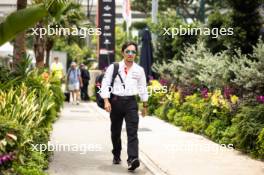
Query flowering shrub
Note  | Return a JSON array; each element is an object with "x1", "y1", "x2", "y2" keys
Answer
[
  {"x1": 147, "y1": 80, "x2": 167, "y2": 115},
  {"x1": 0, "y1": 132, "x2": 17, "y2": 168},
  {"x1": 153, "y1": 40, "x2": 264, "y2": 98},
  {"x1": 148, "y1": 85, "x2": 264, "y2": 159}
]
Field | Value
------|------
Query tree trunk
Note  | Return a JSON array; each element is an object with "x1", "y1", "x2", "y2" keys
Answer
[
  {"x1": 34, "y1": 21, "x2": 45, "y2": 68},
  {"x1": 45, "y1": 37, "x2": 54, "y2": 68},
  {"x1": 13, "y1": 0, "x2": 27, "y2": 68}
]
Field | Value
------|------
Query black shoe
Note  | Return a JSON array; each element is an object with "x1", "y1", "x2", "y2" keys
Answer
[
  {"x1": 128, "y1": 158, "x2": 140, "y2": 171},
  {"x1": 113, "y1": 157, "x2": 121, "y2": 164}
]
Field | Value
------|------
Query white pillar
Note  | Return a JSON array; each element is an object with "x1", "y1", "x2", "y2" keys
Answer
[
  {"x1": 151, "y1": 0, "x2": 158, "y2": 24},
  {"x1": 151, "y1": 0, "x2": 158, "y2": 47}
]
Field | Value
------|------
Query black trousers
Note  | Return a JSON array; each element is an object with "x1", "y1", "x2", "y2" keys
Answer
[
  {"x1": 81, "y1": 81, "x2": 89, "y2": 101},
  {"x1": 110, "y1": 95, "x2": 139, "y2": 160}
]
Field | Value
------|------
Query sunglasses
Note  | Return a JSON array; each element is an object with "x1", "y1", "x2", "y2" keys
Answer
[{"x1": 125, "y1": 50, "x2": 137, "y2": 55}]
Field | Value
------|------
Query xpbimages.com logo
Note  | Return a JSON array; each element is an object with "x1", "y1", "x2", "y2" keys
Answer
[
  {"x1": 163, "y1": 25, "x2": 234, "y2": 38},
  {"x1": 31, "y1": 141, "x2": 103, "y2": 154},
  {"x1": 97, "y1": 85, "x2": 168, "y2": 96},
  {"x1": 29, "y1": 25, "x2": 102, "y2": 38}
]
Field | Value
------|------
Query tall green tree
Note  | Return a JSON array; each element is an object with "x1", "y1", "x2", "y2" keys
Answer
[
  {"x1": 148, "y1": 12, "x2": 198, "y2": 63},
  {"x1": 132, "y1": 0, "x2": 226, "y2": 22},
  {"x1": 226, "y1": 0, "x2": 262, "y2": 54},
  {"x1": 203, "y1": 11, "x2": 229, "y2": 54}
]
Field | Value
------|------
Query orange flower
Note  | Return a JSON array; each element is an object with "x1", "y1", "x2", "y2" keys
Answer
[{"x1": 42, "y1": 72, "x2": 49, "y2": 81}]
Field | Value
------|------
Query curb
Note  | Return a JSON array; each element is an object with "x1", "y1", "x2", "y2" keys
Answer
[
  {"x1": 122, "y1": 134, "x2": 168, "y2": 175},
  {"x1": 139, "y1": 147, "x2": 168, "y2": 175}
]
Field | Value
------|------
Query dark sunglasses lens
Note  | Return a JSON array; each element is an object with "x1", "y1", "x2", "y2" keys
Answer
[{"x1": 125, "y1": 50, "x2": 136, "y2": 55}]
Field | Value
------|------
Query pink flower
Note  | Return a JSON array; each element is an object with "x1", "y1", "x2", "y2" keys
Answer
[
  {"x1": 159, "y1": 78, "x2": 168, "y2": 86},
  {"x1": 224, "y1": 86, "x2": 233, "y2": 99},
  {"x1": 200, "y1": 88, "x2": 209, "y2": 98},
  {"x1": 256, "y1": 96, "x2": 264, "y2": 103},
  {"x1": 0, "y1": 153, "x2": 13, "y2": 165}
]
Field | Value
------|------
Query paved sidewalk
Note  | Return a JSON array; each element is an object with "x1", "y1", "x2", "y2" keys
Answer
[
  {"x1": 137, "y1": 115, "x2": 264, "y2": 175},
  {"x1": 48, "y1": 102, "x2": 264, "y2": 175}
]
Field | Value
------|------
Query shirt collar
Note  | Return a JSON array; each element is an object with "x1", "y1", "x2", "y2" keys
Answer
[{"x1": 120, "y1": 59, "x2": 134, "y2": 69}]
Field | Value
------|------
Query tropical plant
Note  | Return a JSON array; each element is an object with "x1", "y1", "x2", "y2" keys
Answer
[
  {"x1": 0, "y1": 56, "x2": 64, "y2": 173},
  {"x1": 32, "y1": 1, "x2": 87, "y2": 67}
]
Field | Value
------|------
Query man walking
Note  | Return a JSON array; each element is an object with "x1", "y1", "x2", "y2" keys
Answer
[
  {"x1": 50, "y1": 57, "x2": 64, "y2": 81},
  {"x1": 80, "y1": 63, "x2": 90, "y2": 101},
  {"x1": 100, "y1": 41, "x2": 148, "y2": 171},
  {"x1": 67, "y1": 62, "x2": 83, "y2": 105}
]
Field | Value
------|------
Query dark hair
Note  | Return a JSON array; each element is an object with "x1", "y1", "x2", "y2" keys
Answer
[{"x1": 121, "y1": 41, "x2": 138, "y2": 53}]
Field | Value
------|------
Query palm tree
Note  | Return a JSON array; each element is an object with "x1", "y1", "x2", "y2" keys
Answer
[
  {"x1": 34, "y1": 20, "x2": 46, "y2": 67},
  {"x1": 13, "y1": 0, "x2": 27, "y2": 67},
  {"x1": 32, "y1": 1, "x2": 86, "y2": 68},
  {"x1": 45, "y1": 2, "x2": 86, "y2": 67},
  {"x1": 32, "y1": 0, "x2": 51, "y2": 68}
]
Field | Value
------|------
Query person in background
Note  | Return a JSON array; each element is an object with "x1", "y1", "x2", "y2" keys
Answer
[
  {"x1": 67, "y1": 62, "x2": 83, "y2": 105},
  {"x1": 80, "y1": 63, "x2": 90, "y2": 101},
  {"x1": 50, "y1": 57, "x2": 64, "y2": 81}
]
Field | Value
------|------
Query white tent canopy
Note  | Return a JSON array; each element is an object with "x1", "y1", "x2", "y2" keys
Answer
[
  {"x1": 0, "y1": 42, "x2": 13, "y2": 57},
  {"x1": 0, "y1": 42, "x2": 67, "y2": 72},
  {"x1": 0, "y1": 42, "x2": 36, "y2": 63}
]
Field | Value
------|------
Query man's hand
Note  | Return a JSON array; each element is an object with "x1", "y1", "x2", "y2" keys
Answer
[
  {"x1": 104, "y1": 99, "x2": 111, "y2": 112},
  {"x1": 79, "y1": 77, "x2": 83, "y2": 88},
  {"x1": 141, "y1": 107, "x2": 148, "y2": 117},
  {"x1": 141, "y1": 102, "x2": 148, "y2": 117}
]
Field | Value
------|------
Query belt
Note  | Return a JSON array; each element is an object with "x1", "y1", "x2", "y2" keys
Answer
[{"x1": 111, "y1": 94, "x2": 136, "y2": 100}]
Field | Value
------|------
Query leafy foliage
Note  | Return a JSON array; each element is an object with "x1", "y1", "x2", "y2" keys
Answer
[
  {"x1": 230, "y1": 104, "x2": 264, "y2": 157},
  {"x1": 0, "y1": 0, "x2": 70, "y2": 45},
  {"x1": 230, "y1": 41, "x2": 264, "y2": 95},
  {"x1": 0, "y1": 57, "x2": 64, "y2": 174},
  {"x1": 153, "y1": 39, "x2": 264, "y2": 97}
]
